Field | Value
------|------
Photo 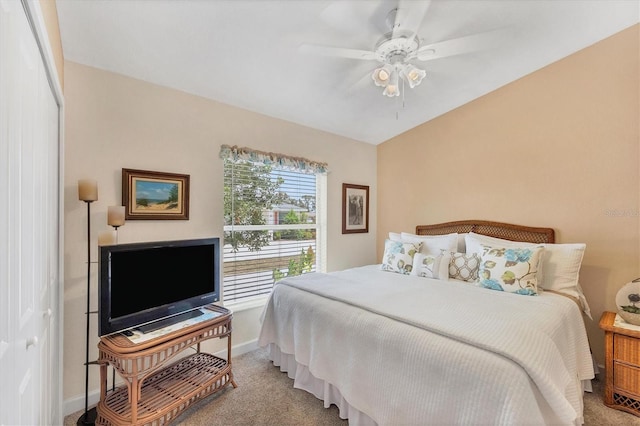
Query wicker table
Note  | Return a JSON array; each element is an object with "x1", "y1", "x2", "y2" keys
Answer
[
  {"x1": 96, "y1": 305, "x2": 236, "y2": 425},
  {"x1": 599, "y1": 310, "x2": 640, "y2": 417}
]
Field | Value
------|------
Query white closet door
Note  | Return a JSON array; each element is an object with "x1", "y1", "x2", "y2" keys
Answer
[
  {"x1": 0, "y1": 1, "x2": 61, "y2": 424},
  {"x1": 0, "y1": 1, "x2": 12, "y2": 423},
  {"x1": 41, "y1": 85, "x2": 60, "y2": 425}
]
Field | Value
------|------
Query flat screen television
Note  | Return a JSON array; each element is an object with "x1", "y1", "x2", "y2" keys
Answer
[{"x1": 98, "y1": 237, "x2": 220, "y2": 336}]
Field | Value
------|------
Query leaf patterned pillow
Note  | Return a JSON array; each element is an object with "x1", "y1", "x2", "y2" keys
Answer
[
  {"x1": 478, "y1": 245, "x2": 544, "y2": 295},
  {"x1": 381, "y1": 239, "x2": 421, "y2": 275}
]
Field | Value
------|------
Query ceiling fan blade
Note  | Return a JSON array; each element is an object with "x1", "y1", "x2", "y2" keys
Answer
[
  {"x1": 342, "y1": 67, "x2": 376, "y2": 96},
  {"x1": 392, "y1": 0, "x2": 432, "y2": 40},
  {"x1": 299, "y1": 43, "x2": 377, "y2": 61},
  {"x1": 414, "y1": 29, "x2": 508, "y2": 61}
]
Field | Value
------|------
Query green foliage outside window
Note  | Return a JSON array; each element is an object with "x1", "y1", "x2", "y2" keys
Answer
[
  {"x1": 273, "y1": 246, "x2": 315, "y2": 282},
  {"x1": 273, "y1": 210, "x2": 314, "y2": 240},
  {"x1": 224, "y1": 159, "x2": 317, "y2": 286},
  {"x1": 224, "y1": 160, "x2": 285, "y2": 252}
]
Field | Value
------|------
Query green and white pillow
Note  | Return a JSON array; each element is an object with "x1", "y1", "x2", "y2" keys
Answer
[
  {"x1": 381, "y1": 239, "x2": 421, "y2": 275},
  {"x1": 478, "y1": 245, "x2": 544, "y2": 295},
  {"x1": 412, "y1": 252, "x2": 451, "y2": 280}
]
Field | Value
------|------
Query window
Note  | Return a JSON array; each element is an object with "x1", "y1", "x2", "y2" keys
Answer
[{"x1": 220, "y1": 145, "x2": 327, "y2": 305}]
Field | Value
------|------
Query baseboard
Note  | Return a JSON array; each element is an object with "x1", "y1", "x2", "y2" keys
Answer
[
  {"x1": 215, "y1": 338, "x2": 260, "y2": 359},
  {"x1": 62, "y1": 339, "x2": 260, "y2": 416},
  {"x1": 64, "y1": 391, "x2": 100, "y2": 419}
]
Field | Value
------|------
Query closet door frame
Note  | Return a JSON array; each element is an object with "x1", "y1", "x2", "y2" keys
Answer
[{"x1": 21, "y1": 1, "x2": 64, "y2": 424}]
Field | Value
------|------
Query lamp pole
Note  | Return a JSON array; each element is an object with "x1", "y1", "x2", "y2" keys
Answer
[{"x1": 77, "y1": 179, "x2": 98, "y2": 425}]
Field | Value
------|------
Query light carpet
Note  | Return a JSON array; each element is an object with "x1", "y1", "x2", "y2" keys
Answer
[{"x1": 64, "y1": 347, "x2": 640, "y2": 425}]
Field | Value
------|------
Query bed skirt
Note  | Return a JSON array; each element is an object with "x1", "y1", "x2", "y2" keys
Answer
[
  {"x1": 266, "y1": 343, "x2": 377, "y2": 425},
  {"x1": 266, "y1": 342, "x2": 595, "y2": 425}
]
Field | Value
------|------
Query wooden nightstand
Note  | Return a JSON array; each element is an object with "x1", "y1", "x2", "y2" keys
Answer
[{"x1": 599, "y1": 311, "x2": 640, "y2": 416}]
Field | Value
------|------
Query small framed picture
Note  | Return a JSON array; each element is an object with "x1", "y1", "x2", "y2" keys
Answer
[
  {"x1": 122, "y1": 168, "x2": 190, "y2": 220},
  {"x1": 342, "y1": 183, "x2": 369, "y2": 234}
]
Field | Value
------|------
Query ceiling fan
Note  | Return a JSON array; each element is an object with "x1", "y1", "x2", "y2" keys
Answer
[{"x1": 300, "y1": 0, "x2": 505, "y2": 97}]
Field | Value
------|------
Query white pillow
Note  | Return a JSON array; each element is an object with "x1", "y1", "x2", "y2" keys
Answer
[
  {"x1": 401, "y1": 232, "x2": 458, "y2": 256},
  {"x1": 388, "y1": 232, "x2": 403, "y2": 242},
  {"x1": 465, "y1": 232, "x2": 539, "y2": 256},
  {"x1": 380, "y1": 239, "x2": 422, "y2": 275},
  {"x1": 412, "y1": 252, "x2": 451, "y2": 280},
  {"x1": 537, "y1": 242, "x2": 586, "y2": 300},
  {"x1": 478, "y1": 245, "x2": 544, "y2": 296},
  {"x1": 465, "y1": 233, "x2": 589, "y2": 313},
  {"x1": 457, "y1": 233, "x2": 468, "y2": 253}
]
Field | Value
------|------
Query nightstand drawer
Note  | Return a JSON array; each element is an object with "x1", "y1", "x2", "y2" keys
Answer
[
  {"x1": 614, "y1": 362, "x2": 640, "y2": 398},
  {"x1": 614, "y1": 334, "x2": 640, "y2": 365}
]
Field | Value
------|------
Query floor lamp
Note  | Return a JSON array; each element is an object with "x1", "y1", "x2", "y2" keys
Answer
[{"x1": 77, "y1": 179, "x2": 98, "y2": 426}]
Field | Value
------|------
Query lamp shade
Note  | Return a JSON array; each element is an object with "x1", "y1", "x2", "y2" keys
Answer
[
  {"x1": 98, "y1": 230, "x2": 117, "y2": 246},
  {"x1": 108, "y1": 206, "x2": 126, "y2": 227},
  {"x1": 78, "y1": 179, "x2": 98, "y2": 201},
  {"x1": 616, "y1": 278, "x2": 640, "y2": 325}
]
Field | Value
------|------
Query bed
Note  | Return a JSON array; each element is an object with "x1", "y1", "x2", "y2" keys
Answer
[{"x1": 258, "y1": 220, "x2": 594, "y2": 425}]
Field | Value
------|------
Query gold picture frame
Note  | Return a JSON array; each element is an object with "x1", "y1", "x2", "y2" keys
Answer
[
  {"x1": 342, "y1": 183, "x2": 369, "y2": 234},
  {"x1": 122, "y1": 168, "x2": 190, "y2": 220}
]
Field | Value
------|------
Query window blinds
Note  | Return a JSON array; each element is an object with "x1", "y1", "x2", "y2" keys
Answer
[{"x1": 221, "y1": 147, "x2": 326, "y2": 304}]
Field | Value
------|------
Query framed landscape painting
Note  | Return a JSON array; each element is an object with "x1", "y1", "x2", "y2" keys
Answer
[
  {"x1": 342, "y1": 183, "x2": 369, "y2": 234},
  {"x1": 122, "y1": 168, "x2": 190, "y2": 220}
]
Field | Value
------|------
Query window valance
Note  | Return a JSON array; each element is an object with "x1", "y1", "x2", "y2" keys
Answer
[{"x1": 219, "y1": 145, "x2": 328, "y2": 174}]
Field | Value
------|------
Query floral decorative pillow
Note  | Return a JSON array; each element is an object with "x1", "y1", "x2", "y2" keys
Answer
[
  {"x1": 381, "y1": 239, "x2": 421, "y2": 275},
  {"x1": 412, "y1": 252, "x2": 451, "y2": 280},
  {"x1": 478, "y1": 245, "x2": 544, "y2": 295},
  {"x1": 465, "y1": 232, "x2": 544, "y2": 286},
  {"x1": 449, "y1": 252, "x2": 480, "y2": 282}
]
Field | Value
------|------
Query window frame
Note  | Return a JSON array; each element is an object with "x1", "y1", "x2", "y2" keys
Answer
[{"x1": 221, "y1": 154, "x2": 327, "y2": 307}]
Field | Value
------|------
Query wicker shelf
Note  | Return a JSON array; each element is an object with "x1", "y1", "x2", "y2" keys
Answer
[
  {"x1": 96, "y1": 305, "x2": 236, "y2": 425},
  {"x1": 600, "y1": 311, "x2": 640, "y2": 418}
]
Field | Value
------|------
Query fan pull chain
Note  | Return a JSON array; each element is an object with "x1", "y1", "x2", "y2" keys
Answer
[
  {"x1": 402, "y1": 77, "x2": 406, "y2": 109},
  {"x1": 395, "y1": 78, "x2": 407, "y2": 120}
]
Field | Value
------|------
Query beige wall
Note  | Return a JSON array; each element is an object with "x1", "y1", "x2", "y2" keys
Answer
[
  {"x1": 62, "y1": 61, "x2": 377, "y2": 403},
  {"x1": 377, "y1": 25, "x2": 640, "y2": 366},
  {"x1": 39, "y1": 0, "x2": 64, "y2": 89}
]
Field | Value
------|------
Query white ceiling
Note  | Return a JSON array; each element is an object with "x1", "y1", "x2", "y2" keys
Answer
[{"x1": 55, "y1": 0, "x2": 639, "y2": 145}]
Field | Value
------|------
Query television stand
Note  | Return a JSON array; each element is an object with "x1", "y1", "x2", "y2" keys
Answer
[
  {"x1": 136, "y1": 308, "x2": 203, "y2": 334},
  {"x1": 95, "y1": 304, "x2": 236, "y2": 426}
]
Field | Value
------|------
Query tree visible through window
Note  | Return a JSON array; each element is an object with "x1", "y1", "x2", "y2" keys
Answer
[{"x1": 222, "y1": 155, "x2": 325, "y2": 304}]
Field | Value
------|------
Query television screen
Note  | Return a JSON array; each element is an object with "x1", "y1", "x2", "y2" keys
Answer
[{"x1": 98, "y1": 237, "x2": 220, "y2": 336}]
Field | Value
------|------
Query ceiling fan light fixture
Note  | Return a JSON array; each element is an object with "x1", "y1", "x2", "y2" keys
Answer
[
  {"x1": 383, "y1": 84, "x2": 400, "y2": 97},
  {"x1": 382, "y1": 69, "x2": 400, "y2": 97},
  {"x1": 403, "y1": 64, "x2": 426, "y2": 88},
  {"x1": 372, "y1": 64, "x2": 394, "y2": 87}
]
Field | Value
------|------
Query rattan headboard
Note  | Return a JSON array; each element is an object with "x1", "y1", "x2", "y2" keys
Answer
[{"x1": 415, "y1": 220, "x2": 555, "y2": 244}]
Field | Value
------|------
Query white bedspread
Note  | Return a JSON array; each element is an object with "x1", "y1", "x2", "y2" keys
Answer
[{"x1": 258, "y1": 265, "x2": 594, "y2": 425}]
